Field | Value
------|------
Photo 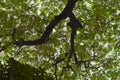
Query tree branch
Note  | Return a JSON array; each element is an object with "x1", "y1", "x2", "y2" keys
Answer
[
  {"x1": 67, "y1": 12, "x2": 83, "y2": 65},
  {"x1": 14, "y1": 0, "x2": 79, "y2": 46},
  {"x1": 67, "y1": 28, "x2": 77, "y2": 64}
]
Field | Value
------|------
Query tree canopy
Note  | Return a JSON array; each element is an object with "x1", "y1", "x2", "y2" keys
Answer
[{"x1": 0, "y1": 0, "x2": 120, "y2": 80}]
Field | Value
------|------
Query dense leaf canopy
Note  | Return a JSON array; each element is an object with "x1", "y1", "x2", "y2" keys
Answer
[{"x1": 0, "y1": 0, "x2": 120, "y2": 80}]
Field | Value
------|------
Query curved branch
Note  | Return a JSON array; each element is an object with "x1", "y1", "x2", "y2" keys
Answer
[{"x1": 15, "y1": 0, "x2": 79, "y2": 46}]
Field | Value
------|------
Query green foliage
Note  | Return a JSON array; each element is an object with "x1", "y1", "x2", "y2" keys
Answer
[
  {"x1": 0, "y1": 57, "x2": 53, "y2": 80},
  {"x1": 0, "y1": 0, "x2": 120, "y2": 80}
]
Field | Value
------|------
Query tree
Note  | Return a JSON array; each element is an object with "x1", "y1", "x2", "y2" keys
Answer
[{"x1": 0, "y1": 0, "x2": 120, "y2": 80}]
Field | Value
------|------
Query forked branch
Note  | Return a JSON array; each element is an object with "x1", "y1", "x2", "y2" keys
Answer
[{"x1": 15, "y1": 0, "x2": 79, "y2": 46}]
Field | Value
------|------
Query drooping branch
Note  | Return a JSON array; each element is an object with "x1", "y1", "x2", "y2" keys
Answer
[
  {"x1": 67, "y1": 12, "x2": 83, "y2": 65},
  {"x1": 67, "y1": 28, "x2": 77, "y2": 64},
  {"x1": 51, "y1": 6, "x2": 83, "y2": 71},
  {"x1": 15, "y1": 0, "x2": 79, "y2": 46}
]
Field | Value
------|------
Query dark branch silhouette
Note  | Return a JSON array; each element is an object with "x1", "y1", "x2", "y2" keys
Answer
[
  {"x1": 67, "y1": 12, "x2": 83, "y2": 65},
  {"x1": 15, "y1": 0, "x2": 79, "y2": 46},
  {"x1": 14, "y1": 0, "x2": 84, "y2": 75}
]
